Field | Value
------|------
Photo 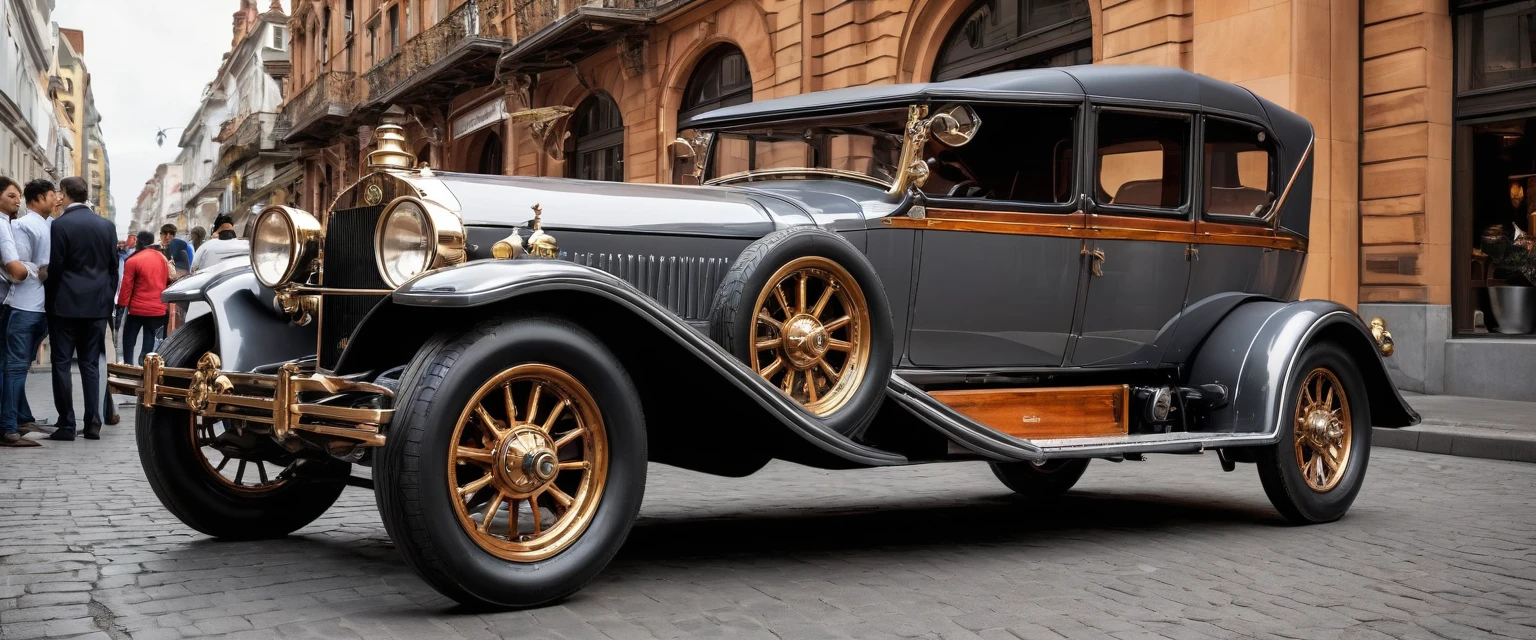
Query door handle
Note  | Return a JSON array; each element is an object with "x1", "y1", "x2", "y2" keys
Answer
[{"x1": 1082, "y1": 247, "x2": 1106, "y2": 277}]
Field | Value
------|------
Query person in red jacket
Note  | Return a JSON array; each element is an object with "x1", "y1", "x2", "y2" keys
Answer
[{"x1": 117, "y1": 230, "x2": 170, "y2": 367}]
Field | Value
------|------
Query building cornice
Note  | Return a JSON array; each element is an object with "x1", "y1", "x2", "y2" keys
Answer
[{"x1": 8, "y1": 0, "x2": 51, "y2": 69}]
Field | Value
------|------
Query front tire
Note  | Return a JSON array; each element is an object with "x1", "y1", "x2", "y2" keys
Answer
[
  {"x1": 136, "y1": 317, "x2": 350, "y2": 540},
  {"x1": 990, "y1": 459, "x2": 1089, "y2": 497},
  {"x1": 1256, "y1": 342, "x2": 1372, "y2": 524},
  {"x1": 375, "y1": 315, "x2": 646, "y2": 609}
]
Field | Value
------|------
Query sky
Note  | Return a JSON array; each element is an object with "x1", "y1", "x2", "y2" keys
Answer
[{"x1": 51, "y1": 0, "x2": 289, "y2": 236}]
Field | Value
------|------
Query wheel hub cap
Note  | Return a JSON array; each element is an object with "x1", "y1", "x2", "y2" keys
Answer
[
  {"x1": 783, "y1": 314, "x2": 829, "y2": 369},
  {"x1": 495, "y1": 426, "x2": 558, "y2": 498}
]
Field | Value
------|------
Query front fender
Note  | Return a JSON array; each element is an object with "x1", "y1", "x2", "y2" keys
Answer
[
  {"x1": 158, "y1": 266, "x2": 314, "y2": 372},
  {"x1": 1188, "y1": 299, "x2": 1420, "y2": 437}
]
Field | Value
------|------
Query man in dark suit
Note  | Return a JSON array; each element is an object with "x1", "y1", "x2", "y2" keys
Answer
[{"x1": 44, "y1": 177, "x2": 117, "y2": 440}]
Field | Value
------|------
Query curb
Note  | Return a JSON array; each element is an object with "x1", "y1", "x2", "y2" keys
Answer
[{"x1": 1373, "y1": 425, "x2": 1536, "y2": 464}]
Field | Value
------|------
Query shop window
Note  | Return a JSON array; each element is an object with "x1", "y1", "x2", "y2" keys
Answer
[
  {"x1": 1457, "y1": 1, "x2": 1536, "y2": 93},
  {"x1": 1203, "y1": 118, "x2": 1275, "y2": 218},
  {"x1": 569, "y1": 93, "x2": 624, "y2": 182},
  {"x1": 920, "y1": 104, "x2": 1076, "y2": 203},
  {"x1": 1095, "y1": 111, "x2": 1189, "y2": 211}
]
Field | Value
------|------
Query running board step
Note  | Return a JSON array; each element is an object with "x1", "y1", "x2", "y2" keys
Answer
[{"x1": 886, "y1": 378, "x2": 1279, "y2": 462}]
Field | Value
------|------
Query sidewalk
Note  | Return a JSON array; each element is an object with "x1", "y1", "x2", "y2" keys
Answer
[{"x1": 1376, "y1": 393, "x2": 1536, "y2": 463}]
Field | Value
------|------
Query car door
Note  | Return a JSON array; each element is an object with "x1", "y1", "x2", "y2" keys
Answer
[
  {"x1": 1069, "y1": 106, "x2": 1195, "y2": 367},
  {"x1": 901, "y1": 101, "x2": 1086, "y2": 368},
  {"x1": 1167, "y1": 115, "x2": 1304, "y2": 363}
]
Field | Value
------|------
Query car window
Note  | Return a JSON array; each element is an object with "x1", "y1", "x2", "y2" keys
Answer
[
  {"x1": 1204, "y1": 118, "x2": 1276, "y2": 218},
  {"x1": 1095, "y1": 111, "x2": 1190, "y2": 210},
  {"x1": 919, "y1": 104, "x2": 1076, "y2": 204}
]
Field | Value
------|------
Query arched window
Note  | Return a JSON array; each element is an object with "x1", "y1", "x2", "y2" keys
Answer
[
  {"x1": 476, "y1": 131, "x2": 502, "y2": 175},
  {"x1": 933, "y1": 0, "x2": 1091, "y2": 81},
  {"x1": 569, "y1": 92, "x2": 623, "y2": 182},
  {"x1": 676, "y1": 45, "x2": 751, "y2": 183}
]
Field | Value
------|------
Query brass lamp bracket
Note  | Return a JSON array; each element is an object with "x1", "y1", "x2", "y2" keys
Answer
[{"x1": 1369, "y1": 317, "x2": 1395, "y2": 357}]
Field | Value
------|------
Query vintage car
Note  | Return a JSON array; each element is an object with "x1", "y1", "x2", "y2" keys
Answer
[{"x1": 109, "y1": 65, "x2": 1418, "y2": 609}]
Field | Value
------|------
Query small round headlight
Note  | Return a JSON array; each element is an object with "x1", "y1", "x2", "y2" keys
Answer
[
  {"x1": 250, "y1": 206, "x2": 321, "y2": 287},
  {"x1": 375, "y1": 197, "x2": 465, "y2": 288}
]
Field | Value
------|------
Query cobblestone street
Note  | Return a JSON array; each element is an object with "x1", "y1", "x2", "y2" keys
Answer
[{"x1": 2, "y1": 378, "x2": 1535, "y2": 640}]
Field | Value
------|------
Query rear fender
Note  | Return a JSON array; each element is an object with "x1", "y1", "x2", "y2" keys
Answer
[
  {"x1": 335, "y1": 259, "x2": 907, "y2": 470},
  {"x1": 159, "y1": 266, "x2": 314, "y2": 372},
  {"x1": 1188, "y1": 299, "x2": 1419, "y2": 437}
]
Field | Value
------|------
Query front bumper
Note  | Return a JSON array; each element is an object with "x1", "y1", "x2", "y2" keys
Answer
[{"x1": 107, "y1": 352, "x2": 393, "y2": 447}]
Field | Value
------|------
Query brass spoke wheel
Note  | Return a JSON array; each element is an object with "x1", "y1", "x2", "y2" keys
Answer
[
  {"x1": 448, "y1": 364, "x2": 608, "y2": 562},
  {"x1": 1293, "y1": 368, "x2": 1352, "y2": 492},
  {"x1": 190, "y1": 414, "x2": 289, "y2": 494},
  {"x1": 749, "y1": 256, "x2": 872, "y2": 416}
]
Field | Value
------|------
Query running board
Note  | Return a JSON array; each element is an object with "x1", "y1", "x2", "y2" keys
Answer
[{"x1": 886, "y1": 377, "x2": 1280, "y2": 462}]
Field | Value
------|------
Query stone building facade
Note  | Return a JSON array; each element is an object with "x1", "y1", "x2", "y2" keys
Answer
[{"x1": 277, "y1": 0, "x2": 1536, "y2": 400}]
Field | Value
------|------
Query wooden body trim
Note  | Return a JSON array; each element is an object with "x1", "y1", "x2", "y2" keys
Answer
[
  {"x1": 928, "y1": 385, "x2": 1130, "y2": 440},
  {"x1": 883, "y1": 208, "x2": 1306, "y2": 252}
]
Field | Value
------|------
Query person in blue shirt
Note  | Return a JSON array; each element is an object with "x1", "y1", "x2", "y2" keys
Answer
[{"x1": 158, "y1": 224, "x2": 193, "y2": 277}]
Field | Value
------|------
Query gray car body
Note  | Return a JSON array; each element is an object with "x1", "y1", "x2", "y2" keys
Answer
[{"x1": 167, "y1": 65, "x2": 1418, "y2": 470}]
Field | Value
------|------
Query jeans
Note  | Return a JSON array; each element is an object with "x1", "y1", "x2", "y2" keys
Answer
[
  {"x1": 121, "y1": 314, "x2": 168, "y2": 367},
  {"x1": 48, "y1": 316, "x2": 108, "y2": 431},
  {"x1": 1, "y1": 308, "x2": 46, "y2": 434}
]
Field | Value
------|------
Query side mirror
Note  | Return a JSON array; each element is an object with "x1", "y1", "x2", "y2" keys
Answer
[{"x1": 929, "y1": 104, "x2": 981, "y2": 147}]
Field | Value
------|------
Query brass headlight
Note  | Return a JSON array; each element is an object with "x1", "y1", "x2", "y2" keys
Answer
[
  {"x1": 374, "y1": 196, "x2": 466, "y2": 288},
  {"x1": 250, "y1": 206, "x2": 321, "y2": 288}
]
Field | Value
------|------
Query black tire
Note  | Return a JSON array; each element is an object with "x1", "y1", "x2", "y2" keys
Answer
[
  {"x1": 136, "y1": 317, "x2": 350, "y2": 540},
  {"x1": 1256, "y1": 342, "x2": 1372, "y2": 524},
  {"x1": 708, "y1": 226, "x2": 894, "y2": 436},
  {"x1": 990, "y1": 459, "x2": 1090, "y2": 497},
  {"x1": 375, "y1": 315, "x2": 647, "y2": 609}
]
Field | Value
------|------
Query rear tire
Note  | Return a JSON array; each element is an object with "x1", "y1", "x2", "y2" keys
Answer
[
  {"x1": 990, "y1": 459, "x2": 1089, "y2": 497},
  {"x1": 375, "y1": 315, "x2": 646, "y2": 609},
  {"x1": 136, "y1": 317, "x2": 350, "y2": 540},
  {"x1": 1256, "y1": 342, "x2": 1372, "y2": 524}
]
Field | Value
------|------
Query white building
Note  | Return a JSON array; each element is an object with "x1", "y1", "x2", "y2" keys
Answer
[
  {"x1": 174, "y1": 0, "x2": 291, "y2": 233},
  {"x1": 0, "y1": 0, "x2": 62, "y2": 183},
  {"x1": 129, "y1": 162, "x2": 182, "y2": 236}
]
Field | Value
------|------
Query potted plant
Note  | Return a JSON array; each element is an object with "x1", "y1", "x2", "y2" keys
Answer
[{"x1": 1489, "y1": 237, "x2": 1536, "y2": 334}]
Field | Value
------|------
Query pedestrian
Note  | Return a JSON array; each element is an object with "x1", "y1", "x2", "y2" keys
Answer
[
  {"x1": 159, "y1": 224, "x2": 193, "y2": 280},
  {"x1": 117, "y1": 230, "x2": 170, "y2": 368},
  {"x1": 0, "y1": 177, "x2": 40, "y2": 447},
  {"x1": 191, "y1": 214, "x2": 250, "y2": 273},
  {"x1": 1, "y1": 179, "x2": 55, "y2": 446},
  {"x1": 189, "y1": 225, "x2": 206, "y2": 251},
  {"x1": 42, "y1": 177, "x2": 117, "y2": 441}
]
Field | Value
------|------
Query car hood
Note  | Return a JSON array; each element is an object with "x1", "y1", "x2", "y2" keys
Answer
[{"x1": 426, "y1": 173, "x2": 802, "y2": 238}]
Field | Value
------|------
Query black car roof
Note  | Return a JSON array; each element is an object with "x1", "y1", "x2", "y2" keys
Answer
[{"x1": 680, "y1": 65, "x2": 1290, "y2": 132}]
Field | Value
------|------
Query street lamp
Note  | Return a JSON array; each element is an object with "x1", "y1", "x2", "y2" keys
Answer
[{"x1": 155, "y1": 126, "x2": 184, "y2": 147}]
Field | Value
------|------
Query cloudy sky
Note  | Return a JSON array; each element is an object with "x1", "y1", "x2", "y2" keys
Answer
[{"x1": 52, "y1": 0, "x2": 289, "y2": 235}]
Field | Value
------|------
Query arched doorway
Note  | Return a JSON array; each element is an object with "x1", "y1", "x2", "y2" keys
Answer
[
  {"x1": 568, "y1": 92, "x2": 624, "y2": 182},
  {"x1": 933, "y1": 0, "x2": 1091, "y2": 81},
  {"x1": 476, "y1": 131, "x2": 503, "y2": 175},
  {"x1": 676, "y1": 44, "x2": 752, "y2": 183}
]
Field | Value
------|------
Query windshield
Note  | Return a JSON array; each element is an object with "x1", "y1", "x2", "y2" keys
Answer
[{"x1": 700, "y1": 109, "x2": 908, "y2": 185}]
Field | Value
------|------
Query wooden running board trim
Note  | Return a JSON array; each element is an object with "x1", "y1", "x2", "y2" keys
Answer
[{"x1": 927, "y1": 385, "x2": 1130, "y2": 440}]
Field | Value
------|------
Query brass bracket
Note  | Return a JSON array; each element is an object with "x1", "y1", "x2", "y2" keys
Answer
[
  {"x1": 141, "y1": 353, "x2": 163, "y2": 409},
  {"x1": 1369, "y1": 317, "x2": 1395, "y2": 357},
  {"x1": 186, "y1": 353, "x2": 233, "y2": 416}
]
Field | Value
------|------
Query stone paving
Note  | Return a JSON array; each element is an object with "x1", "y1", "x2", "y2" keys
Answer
[{"x1": 2, "y1": 376, "x2": 1535, "y2": 639}]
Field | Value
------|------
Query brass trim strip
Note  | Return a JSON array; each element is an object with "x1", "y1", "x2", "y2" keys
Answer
[
  {"x1": 883, "y1": 213, "x2": 1307, "y2": 252},
  {"x1": 289, "y1": 286, "x2": 394, "y2": 296}
]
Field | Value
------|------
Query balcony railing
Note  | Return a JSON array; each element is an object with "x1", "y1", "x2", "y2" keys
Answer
[
  {"x1": 514, "y1": 0, "x2": 658, "y2": 40},
  {"x1": 282, "y1": 71, "x2": 358, "y2": 139},
  {"x1": 219, "y1": 112, "x2": 278, "y2": 168},
  {"x1": 364, "y1": 0, "x2": 507, "y2": 103}
]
